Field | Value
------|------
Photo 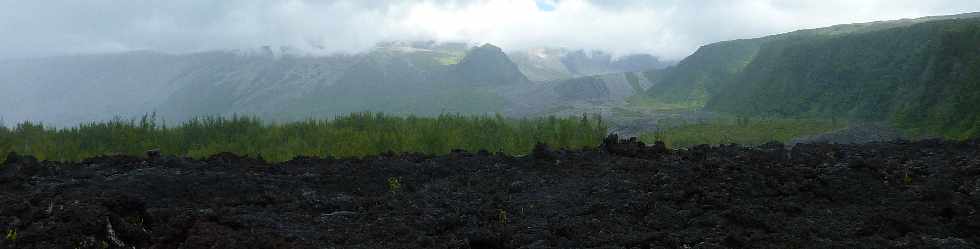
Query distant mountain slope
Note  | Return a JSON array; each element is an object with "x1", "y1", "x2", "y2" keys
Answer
[
  {"x1": 280, "y1": 45, "x2": 514, "y2": 118},
  {"x1": 162, "y1": 43, "x2": 530, "y2": 121},
  {"x1": 645, "y1": 12, "x2": 980, "y2": 107},
  {"x1": 507, "y1": 48, "x2": 575, "y2": 82},
  {"x1": 508, "y1": 48, "x2": 670, "y2": 82},
  {"x1": 0, "y1": 40, "x2": 671, "y2": 126},
  {"x1": 157, "y1": 52, "x2": 362, "y2": 122},
  {"x1": 645, "y1": 12, "x2": 980, "y2": 138},
  {"x1": 708, "y1": 17, "x2": 980, "y2": 138},
  {"x1": 643, "y1": 39, "x2": 764, "y2": 106},
  {"x1": 451, "y1": 44, "x2": 530, "y2": 86},
  {"x1": 0, "y1": 51, "x2": 194, "y2": 125},
  {"x1": 0, "y1": 43, "x2": 550, "y2": 125},
  {"x1": 502, "y1": 71, "x2": 657, "y2": 117}
]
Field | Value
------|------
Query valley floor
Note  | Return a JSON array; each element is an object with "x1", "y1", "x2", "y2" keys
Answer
[{"x1": 1, "y1": 137, "x2": 979, "y2": 248}]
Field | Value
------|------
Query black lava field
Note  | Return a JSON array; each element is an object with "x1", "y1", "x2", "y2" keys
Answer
[{"x1": 2, "y1": 136, "x2": 979, "y2": 249}]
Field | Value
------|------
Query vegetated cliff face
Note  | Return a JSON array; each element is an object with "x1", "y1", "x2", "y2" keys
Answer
[
  {"x1": 707, "y1": 18, "x2": 980, "y2": 138},
  {"x1": 645, "y1": 12, "x2": 980, "y2": 138},
  {"x1": 643, "y1": 39, "x2": 764, "y2": 106}
]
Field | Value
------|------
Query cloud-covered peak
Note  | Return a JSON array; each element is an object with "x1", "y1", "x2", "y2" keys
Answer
[{"x1": 1, "y1": 0, "x2": 978, "y2": 60}]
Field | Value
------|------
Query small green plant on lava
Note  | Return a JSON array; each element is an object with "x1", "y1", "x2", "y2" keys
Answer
[
  {"x1": 498, "y1": 209, "x2": 509, "y2": 224},
  {"x1": 387, "y1": 177, "x2": 402, "y2": 194},
  {"x1": 4, "y1": 228, "x2": 15, "y2": 242}
]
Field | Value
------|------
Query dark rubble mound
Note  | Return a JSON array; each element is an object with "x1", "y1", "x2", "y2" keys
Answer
[
  {"x1": 601, "y1": 134, "x2": 669, "y2": 159},
  {"x1": 1, "y1": 138, "x2": 979, "y2": 249}
]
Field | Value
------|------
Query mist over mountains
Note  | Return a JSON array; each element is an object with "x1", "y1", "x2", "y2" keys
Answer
[
  {"x1": 3, "y1": 11, "x2": 980, "y2": 139},
  {"x1": 5, "y1": 3, "x2": 980, "y2": 248},
  {"x1": 0, "y1": 42, "x2": 666, "y2": 126}
]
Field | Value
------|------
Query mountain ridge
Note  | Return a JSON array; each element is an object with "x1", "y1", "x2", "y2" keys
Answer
[
  {"x1": 644, "y1": 12, "x2": 980, "y2": 138},
  {"x1": 0, "y1": 41, "x2": 660, "y2": 126},
  {"x1": 645, "y1": 12, "x2": 980, "y2": 106}
]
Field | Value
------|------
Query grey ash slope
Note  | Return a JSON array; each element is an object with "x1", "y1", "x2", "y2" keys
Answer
[{"x1": 157, "y1": 52, "x2": 362, "y2": 122}]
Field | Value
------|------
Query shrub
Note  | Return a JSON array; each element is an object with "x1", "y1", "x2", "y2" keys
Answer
[
  {"x1": 4, "y1": 228, "x2": 15, "y2": 242},
  {"x1": 387, "y1": 177, "x2": 402, "y2": 194}
]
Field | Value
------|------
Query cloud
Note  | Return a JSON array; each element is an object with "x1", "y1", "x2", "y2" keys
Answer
[
  {"x1": 535, "y1": 0, "x2": 557, "y2": 11},
  {"x1": 0, "y1": 0, "x2": 978, "y2": 60}
]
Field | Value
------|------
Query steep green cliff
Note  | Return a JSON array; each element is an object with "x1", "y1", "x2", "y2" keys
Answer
[
  {"x1": 708, "y1": 18, "x2": 980, "y2": 138},
  {"x1": 645, "y1": 13, "x2": 980, "y2": 138}
]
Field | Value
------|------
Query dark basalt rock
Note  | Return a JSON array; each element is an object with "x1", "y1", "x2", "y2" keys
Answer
[
  {"x1": 601, "y1": 134, "x2": 668, "y2": 159},
  {"x1": 145, "y1": 149, "x2": 162, "y2": 159},
  {"x1": 531, "y1": 142, "x2": 555, "y2": 160},
  {"x1": 1, "y1": 139, "x2": 979, "y2": 248},
  {"x1": 0, "y1": 151, "x2": 42, "y2": 179}
]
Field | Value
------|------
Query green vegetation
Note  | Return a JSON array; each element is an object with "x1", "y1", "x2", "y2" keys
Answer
[
  {"x1": 903, "y1": 168, "x2": 914, "y2": 185},
  {"x1": 4, "y1": 229, "x2": 15, "y2": 242},
  {"x1": 640, "y1": 117, "x2": 844, "y2": 148},
  {"x1": 403, "y1": 50, "x2": 466, "y2": 68},
  {"x1": 643, "y1": 15, "x2": 980, "y2": 139},
  {"x1": 644, "y1": 38, "x2": 763, "y2": 106},
  {"x1": 291, "y1": 85, "x2": 508, "y2": 118},
  {"x1": 435, "y1": 51, "x2": 466, "y2": 65},
  {"x1": 498, "y1": 209, "x2": 509, "y2": 224},
  {"x1": 0, "y1": 113, "x2": 606, "y2": 163},
  {"x1": 125, "y1": 216, "x2": 144, "y2": 227},
  {"x1": 708, "y1": 18, "x2": 980, "y2": 139},
  {"x1": 387, "y1": 177, "x2": 402, "y2": 194}
]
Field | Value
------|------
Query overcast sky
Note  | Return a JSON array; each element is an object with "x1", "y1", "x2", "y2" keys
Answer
[{"x1": 1, "y1": 0, "x2": 979, "y2": 60}]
